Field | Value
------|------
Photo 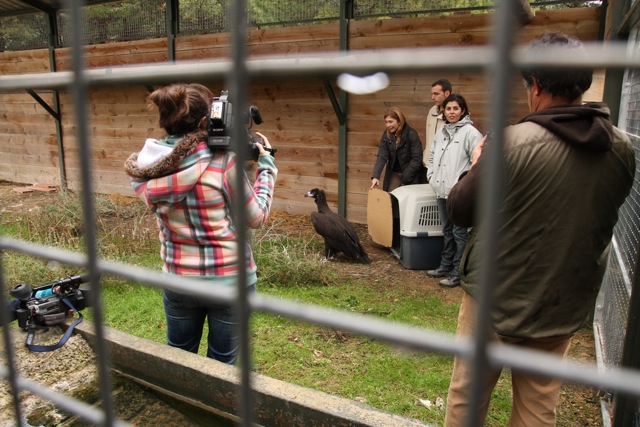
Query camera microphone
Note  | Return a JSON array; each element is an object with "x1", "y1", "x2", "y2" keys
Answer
[
  {"x1": 207, "y1": 90, "x2": 274, "y2": 160},
  {"x1": 249, "y1": 106, "x2": 263, "y2": 125}
]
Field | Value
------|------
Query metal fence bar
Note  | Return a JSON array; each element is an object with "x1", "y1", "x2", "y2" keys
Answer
[
  {"x1": 228, "y1": 0, "x2": 255, "y2": 425},
  {"x1": 465, "y1": 0, "x2": 515, "y2": 424},
  {"x1": 0, "y1": 257, "x2": 25, "y2": 425},
  {"x1": 0, "y1": 364, "x2": 133, "y2": 427},
  {"x1": 64, "y1": 0, "x2": 115, "y2": 424},
  {"x1": 4, "y1": 235, "x2": 640, "y2": 397},
  {"x1": 0, "y1": 44, "x2": 639, "y2": 92}
]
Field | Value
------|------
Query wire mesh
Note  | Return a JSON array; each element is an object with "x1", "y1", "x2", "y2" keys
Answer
[
  {"x1": 352, "y1": 0, "x2": 493, "y2": 18},
  {"x1": 593, "y1": 26, "x2": 640, "y2": 424},
  {"x1": 247, "y1": 0, "x2": 340, "y2": 27},
  {"x1": 0, "y1": 0, "x2": 601, "y2": 50},
  {"x1": 0, "y1": 13, "x2": 49, "y2": 51},
  {"x1": 598, "y1": 246, "x2": 632, "y2": 368},
  {"x1": 613, "y1": 141, "x2": 640, "y2": 287},
  {"x1": 348, "y1": 0, "x2": 597, "y2": 19},
  {"x1": 179, "y1": 0, "x2": 230, "y2": 35},
  {"x1": 57, "y1": 0, "x2": 166, "y2": 46}
]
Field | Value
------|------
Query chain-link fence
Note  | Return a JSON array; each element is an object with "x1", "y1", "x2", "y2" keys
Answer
[
  {"x1": 0, "y1": 0, "x2": 598, "y2": 52},
  {"x1": 594, "y1": 26, "x2": 640, "y2": 425},
  {"x1": 595, "y1": 136, "x2": 640, "y2": 422}
]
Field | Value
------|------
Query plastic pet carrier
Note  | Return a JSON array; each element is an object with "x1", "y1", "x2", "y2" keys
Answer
[{"x1": 367, "y1": 184, "x2": 444, "y2": 270}]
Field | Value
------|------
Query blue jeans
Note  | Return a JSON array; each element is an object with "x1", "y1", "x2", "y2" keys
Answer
[
  {"x1": 437, "y1": 198, "x2": 468, "y2": 276},
  {"x1": 163, "y1": 284, "x2": 256, "y2": 364}
]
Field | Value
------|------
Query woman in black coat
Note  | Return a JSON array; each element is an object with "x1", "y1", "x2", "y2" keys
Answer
[{"x1": 370, "y1": 107, "x2": 426, "y2": 192}]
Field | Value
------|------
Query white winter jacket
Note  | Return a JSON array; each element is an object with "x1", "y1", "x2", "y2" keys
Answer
[{"x1": 427, "y1": 115, "x2": 482, "y2": 198}]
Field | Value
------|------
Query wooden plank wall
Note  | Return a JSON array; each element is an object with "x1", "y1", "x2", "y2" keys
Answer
[
  {"x1": 0, "y1": 49, "x2": 59, "y2": 184},
  {"x1": 0, "y1": 7, "x2": 601, "y2": 223}
]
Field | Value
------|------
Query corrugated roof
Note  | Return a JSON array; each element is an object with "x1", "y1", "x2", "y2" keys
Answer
[
  {"x1": 0, "y1": 0, "x2": 114, "y2": 17},
  {"x1": 0, "y1": 0, "x2": 58, "y2": 16}
]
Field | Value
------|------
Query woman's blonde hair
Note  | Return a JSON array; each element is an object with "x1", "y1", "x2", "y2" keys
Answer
[{"x1": 384, "y1": 107, "x2": 407, "y2": 145}]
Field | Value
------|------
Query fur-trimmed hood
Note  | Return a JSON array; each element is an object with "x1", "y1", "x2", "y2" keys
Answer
[{"x1": 124, "y1": 132, "x2": 205, "y2": 180}]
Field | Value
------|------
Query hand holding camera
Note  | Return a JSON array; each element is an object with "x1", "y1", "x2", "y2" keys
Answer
[
  {"x1": 207, "y1": 90, "x2": 277, "y2": 161},
  {"x1": 253, "y1": 131, "x2": 273, "y2": 156}
]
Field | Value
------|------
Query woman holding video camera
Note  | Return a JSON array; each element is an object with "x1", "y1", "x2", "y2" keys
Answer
[{"x1": 124, "y1": 83, "x2": 277, "y2": 364}]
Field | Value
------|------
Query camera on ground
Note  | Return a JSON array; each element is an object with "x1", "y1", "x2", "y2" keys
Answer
[{"x1": 8, "y1": 275, "x2": 91, "y2": 329}]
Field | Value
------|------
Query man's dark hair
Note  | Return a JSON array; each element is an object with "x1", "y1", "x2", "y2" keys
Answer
[
  {"x1": 521, "y1": 32, "x2": 592, "y2": 101},
  {"x1": 432, "y1": 78, "x2": 452, "y2": 93}
]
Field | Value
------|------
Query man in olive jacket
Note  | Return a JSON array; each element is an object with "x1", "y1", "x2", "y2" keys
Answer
[{"x1": 444, "y1": 32, "x2": 636, "y2": 426}]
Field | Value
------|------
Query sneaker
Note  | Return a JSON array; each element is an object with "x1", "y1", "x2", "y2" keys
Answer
[
  {"x1": 440, "y1": 275, "x2": 461, "y2": 288},
  {"x1": 427, "y1": 266, "x2": 451, "y2": 278}
]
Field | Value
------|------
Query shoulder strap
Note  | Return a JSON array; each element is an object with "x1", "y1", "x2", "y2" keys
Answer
[{"x1": 25, "y1": 297, "x2": 83, "y2": 352}]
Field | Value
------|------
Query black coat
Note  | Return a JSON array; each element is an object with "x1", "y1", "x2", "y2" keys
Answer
[{"x1": 371, "y1": 125, "x2": 426, "y2": 191}]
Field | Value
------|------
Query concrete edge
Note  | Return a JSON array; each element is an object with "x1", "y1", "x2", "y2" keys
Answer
[{"x1": 69, "y1": 320, "x2": 435, "y2": 427}]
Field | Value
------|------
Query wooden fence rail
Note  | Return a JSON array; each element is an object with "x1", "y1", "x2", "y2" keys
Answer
[{"x1": 0, "y1": 7, "x2": 601, "y2": 223}]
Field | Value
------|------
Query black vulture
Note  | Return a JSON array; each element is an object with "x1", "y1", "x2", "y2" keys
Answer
[{"x1": 304, "y1": 188, "x2": 371, "y2": 264}]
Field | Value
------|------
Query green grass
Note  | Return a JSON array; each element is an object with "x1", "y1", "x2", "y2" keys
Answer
[
  {"x1": 93, "y1": 278, "x2": 167, "y2": 344},
  {"x1": 0, "y1": 190, "x2": 592, "y2": 427},
  {"x1": 250, "y1": 310, "x2": 456, "y2": 424}
]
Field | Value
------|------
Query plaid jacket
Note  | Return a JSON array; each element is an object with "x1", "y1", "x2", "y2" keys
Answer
[{"x1": 125, "y1": 136, "x2": 277, "y2": 285}]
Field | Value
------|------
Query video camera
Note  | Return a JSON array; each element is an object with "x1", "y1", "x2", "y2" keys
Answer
[
  {"x1": 207, "y1": 90, "x2": 276, "y2": 162},
  {"x1": 8, "y1": 275, "x2": 91, "y2": 330}
]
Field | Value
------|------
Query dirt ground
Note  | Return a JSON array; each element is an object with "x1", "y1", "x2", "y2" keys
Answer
[
  {"x1": 0, "y1": 182, "x2": 200, "y2": 426},
  {"x1": 0, "y1": 180, "x2": 604, "y2": 426}
]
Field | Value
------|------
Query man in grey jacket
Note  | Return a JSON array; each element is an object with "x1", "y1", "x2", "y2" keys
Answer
[{"x1": 443, "y1": 32, "x2": 635, "y2": 426}]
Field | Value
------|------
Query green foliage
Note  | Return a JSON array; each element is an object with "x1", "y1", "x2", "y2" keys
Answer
[
  {"x1": 249, "y1": 0, "x2": 340, "y2": 25},
  {"x1": 0, "y1": 14, "x2": 49, "y2": 51},
  {"x1": 180, "y1": 0, "x2": 224, "y2": 21},
  {"x1": 179, "y1": 0, "x2": 226, "y2": 33},
  {"x1": 534, "y1": 1, "x2": 602, "y2": 11},
  {"x1": 248, "y1": 276, "x2": 463, "y2": 425},
  {"x1": 0, "y1": 0, "x2": 599, "y2": 51}
]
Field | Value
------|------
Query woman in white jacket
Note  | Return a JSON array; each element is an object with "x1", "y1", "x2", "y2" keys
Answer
[{"x1": 427, "y1": 94, "x2": 482, "y2": 288}]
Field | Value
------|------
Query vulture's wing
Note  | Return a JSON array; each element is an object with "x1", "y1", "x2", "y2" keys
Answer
[
  {"x1": 338, "y1": 218, "x2": 371, "y2": 264},
  {"x1": 310, "y1": 211, "x2": 343, "y2": 241},
  {"x1": 311, "y1": 211, "x2": 370, "y2": 264}
]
